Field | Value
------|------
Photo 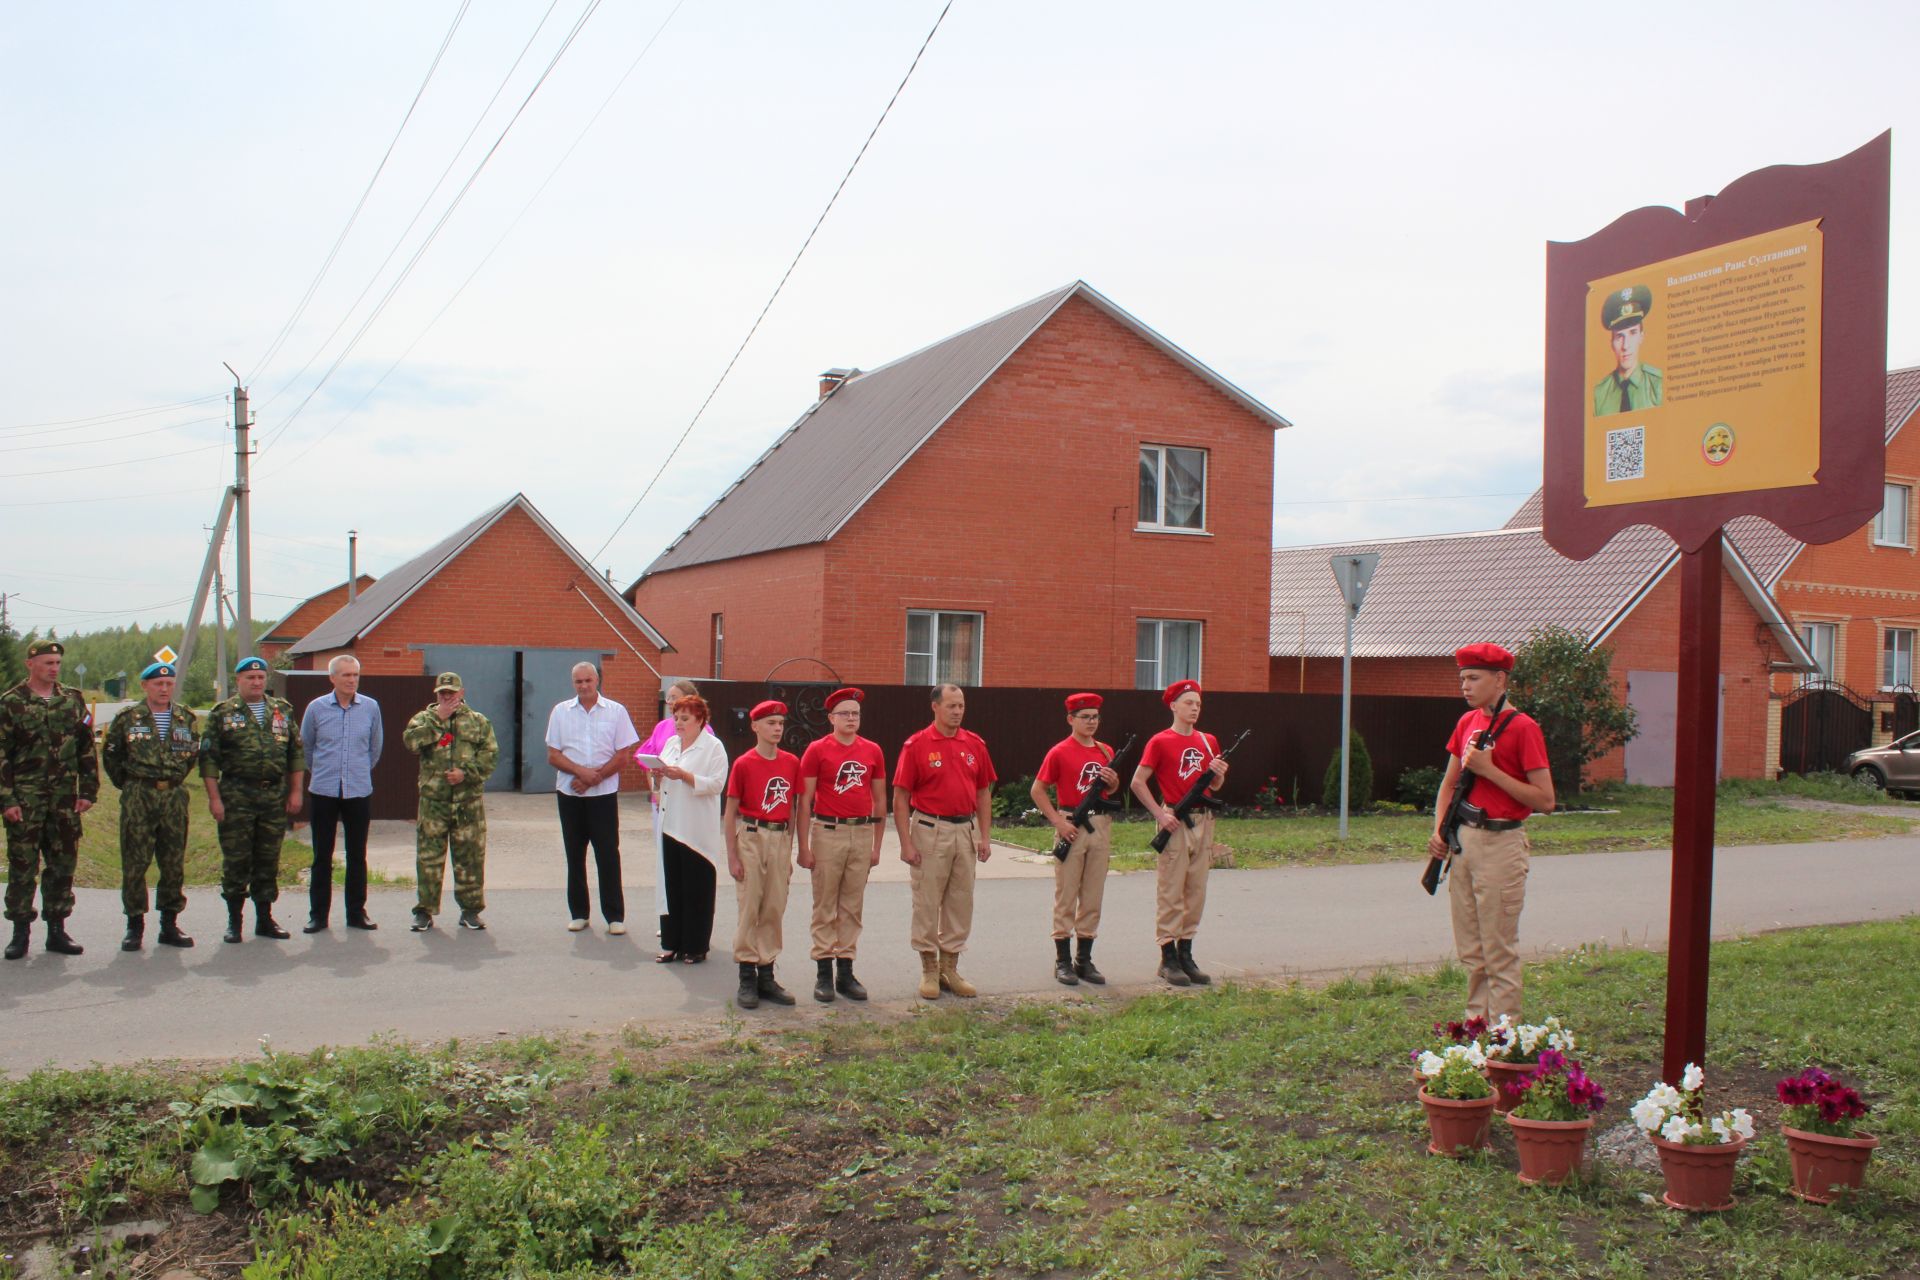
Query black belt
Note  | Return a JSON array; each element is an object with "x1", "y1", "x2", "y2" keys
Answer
[
  {"x1": 133, "y1": 779, "x2": 178, "y2": 791},
  {"x1": 741, "y1": 817, "x2": 789, "y2": 832},
  {"x1": 813, "y1": 815, "x2": 875, "y2": 827},
  {"x1": 225, "y1": 775, "x2": 284, "y2": 785},
  {"x1": 1458, "y1": 803, "x2": 1524, "y2": 833},
  {"x1": 913, "y1": 811, "x2": 973, "y2": 825}
]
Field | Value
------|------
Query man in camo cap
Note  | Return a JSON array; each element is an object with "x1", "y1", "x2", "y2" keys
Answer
[
  {"x1": 0, "y1": 639, "x2": 98, "y2": 959},
  {"x1": 403, "y1": 672, "x2": 498, "y2": 932}
]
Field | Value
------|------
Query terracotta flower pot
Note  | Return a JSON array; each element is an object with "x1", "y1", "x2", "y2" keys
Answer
[
  {"x1": 1782, "y1": 1125, "x2": 1879, "y2": 1204},
  {"x1": 1418, "y1": 1087, "x2": 1495, "y2": 1157},
  {"x1": 1486, "y1": 1060, "x2": 1536, "y2": 1114},
  {"x1": 1506, "y1": 1114, "x2": 1593, "y2": 1186},
  {"x1": 1649, "y1": 1133, "x2": 1746, "y2": 1212}
]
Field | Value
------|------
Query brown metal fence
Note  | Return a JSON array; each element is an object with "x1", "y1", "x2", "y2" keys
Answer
[{"x1": 279, "y1": 672, "x2": 438, "y2": 821}]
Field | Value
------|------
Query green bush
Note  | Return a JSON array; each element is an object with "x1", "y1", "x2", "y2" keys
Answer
[
  {"x1": 1320, "y1": 730, "x2": 1373, "y2": 810},
  {"x1": 992, "y1": 773, "x2": 1038, "y2": 821},
  {"x1": 1395, "y1": 764, "x2": 1444, "y2": 810}
]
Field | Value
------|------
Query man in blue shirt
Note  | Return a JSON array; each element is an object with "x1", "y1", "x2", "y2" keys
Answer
[{"x1": 299, "y1": 654, "x2": 382, "y2": 932}]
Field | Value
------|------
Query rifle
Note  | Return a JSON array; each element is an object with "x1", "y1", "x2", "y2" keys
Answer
[
  {"x1": 1422, "y1": 695, "x2": 1514, "y2": 896},
  {"x1": 1050, "y1": 734, "x2": 1135, "y2": 861},
  {"x1": 1148, "y1": 728, "x2": 1252, "y2": 854}
]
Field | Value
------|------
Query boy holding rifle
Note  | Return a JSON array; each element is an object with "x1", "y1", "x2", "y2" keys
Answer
[
  {"x1": 1131, "y1": 680, "x2": 1228, "y2": 987},
  {"x1": 1029, "y1": 693, "x2": 1124, "y2": 987}
]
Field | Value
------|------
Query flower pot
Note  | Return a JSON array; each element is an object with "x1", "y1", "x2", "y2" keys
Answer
[
  {"x1": 1506, "y1": 1114, "x2": 1593, "y2": 1186},
  {"x1": 1649, "y1": 1133, "x2": 1746, "y2": 1212},
  {"x1": 1486, "y1": 1060, "x2": 1535, "y2": 1114},
  {"x1": 1782, "y1": 1125, "x2": 1878, "y2": 1204},
  {"x1": 1418, "y1": 1087, "x2": 1495, "y2": 1157}
]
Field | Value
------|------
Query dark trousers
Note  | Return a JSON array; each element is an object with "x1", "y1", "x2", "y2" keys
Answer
[
  {"x1": 557, "y1": 792, "x2": 624, "y2": 923},
  {"x1": 659, "y1": 834, "x2": 715, "y2": 957},
  {"x1": 309, "y1": 793, "x2": 372, "y2": 922}
]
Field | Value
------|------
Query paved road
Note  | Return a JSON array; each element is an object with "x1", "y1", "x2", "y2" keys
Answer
[{"x1": 4, "y1": 837, "x2": 1917, "y2": 1072}]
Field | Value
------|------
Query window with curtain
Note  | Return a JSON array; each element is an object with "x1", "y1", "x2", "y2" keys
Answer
[
  {"x1": 1135, "y1": 619, "x2": 1202, "y2": 689},
  {"x1": 905, "y1": 610, "x2": 983, "y2": 686},
  {"x1": 1796, "y1": 621, "x2": 1835, "y2": 685},
  {"x1": 1138, "y1": 445, "x2": 1207, "y2": 531},
  {"x1": 1874, "y1": 483, "x2": 1911, "y2": 547},
  {"x1": 1883, "y1": 627, "x2": 1914, "y2": 689}
]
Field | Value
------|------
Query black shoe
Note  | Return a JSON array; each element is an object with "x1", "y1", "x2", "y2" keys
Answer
[
  {"x1": 1176, "y1": 939, "x2": 1211, "y2": 986},
  {"x1": 255, "y1": 902, "x2": 291, "y2": 940},
  {"x1": 45, "y1": 919, "x2": 83, "y2": 956},
  {"x1": 737, "y1": 962, "x2": 760, "y2": 1010},
  {"x1": 302, "y1": 916, "x2": 328, "y2": 934},
  {"x1": 3, "y1": 921, "x2": 27, "y2": 961},
  {"x1": 834, "y1": 957, "x2": 868, "y2": 1001},
  {"x1": 814, "y1": 958, "x2": 836, "y2": 1003},
  {"x1": 757, "y1": 963, "x2": 797, "y2": 1006},
  {"x1": 223, "y1": 900, "x2": 245, "y2": 945},
  {"x1": 346, "y1": 913, "x2": 379, "y2": 931},
  {"x1": 1158, "y1": 941, "x2": 1191, "y2": 987},
  {"x1": 157, "y1": 910, "x2": 195, "y2": 948},
  {"x1": 458, "y1": 910, "x2": 486, "y2": 931},
  {"x1": 410, "y1": 909, "x2": 434, "y2": 932},
  {"x1": 1054, "y1": 937, "x2": 1080, "y2": 986},
  {"x1": 1074, "y1": 937, "x2": 1105, "y2": 985},
  {"x1": 122, "y1": 916, "x2": 145, "y2": 952}
]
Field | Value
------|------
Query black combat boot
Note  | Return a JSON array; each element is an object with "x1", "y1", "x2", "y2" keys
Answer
[
  {"x1": 1176, "y1": 938, "x2": 1211, "y2": 986},
  {"x1": 45, "y1": 918, "x2": 83, "y2": 956},
  {"x1": 736, "y1": 962, "x2": 760, "y2": 1010},
  {"x1": 122, "y1": 915, "x2": 145, "y2": 952},
  {"x1": 254, "y1": 900, "x2": 290, "y2": 940},
  {"x1": 3, "y1": 920, "x2": 27, "y2": 960},
  {"x1": 1158, "y1": 940, "x2": 1191, "y2": 987},
  {"x1": 814, "y1": 958, "x2": 835, "y2": 1003},
  {"x1": 223, "y1": 898, "x2": 246, "y2": 944},
  {"x1": 1074, "y1": 936, "x2": 1105, "y2": 985},
  {"x1": 757, "y1": 963, "x2": 796, "y2": 1007},
  {"x1": 1054, "y1": 936, "x2": 1080, "y2": 986},
  {"x1": 835, "y1": 957, "x2": 868, "y2": 1001},
  {"x1": 157, "y1": 910, "x2": 195, "y2": 948}
]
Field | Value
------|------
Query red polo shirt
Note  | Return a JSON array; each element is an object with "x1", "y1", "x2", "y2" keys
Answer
[
  {"x1": 800, "y1": 734, "x2": 886, "y2": 819},
  {"x1": 1446, "y1": 706, "x2": 1549, "y2": 822},
  {"x1": 1139, "y1": 727, "x2": 1219, "y2": 803},
  {"x1": 1036, "y1": 737, "x2": 1117, "y2": 808},
  {"x1": 727, "y1": 748, "x2": 801, "y2": 822},
  {"x1": 894, "y1": 724, "x2": 996, "y2": 817}
]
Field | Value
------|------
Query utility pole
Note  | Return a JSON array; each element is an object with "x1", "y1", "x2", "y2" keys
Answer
[
  {"x1": 348, "y1": 530, "x2": 359, "y2": 603},
  {"x1": 213, "y1": 559, "x2": 228, "y2": 701},
  {"x1": 226, "y1": 363, "x2": 253, "y2": 661}
]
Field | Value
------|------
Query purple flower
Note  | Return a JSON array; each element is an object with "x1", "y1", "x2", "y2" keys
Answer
[{"x1": 1535, "y1": 1048, "x2": 1566, "y2": 1074}]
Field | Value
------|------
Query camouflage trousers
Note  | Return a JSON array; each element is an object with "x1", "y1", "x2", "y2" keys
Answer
[
  {"x1": 121, "y1": 782, "x2": 190, "y2": 916},
  {"x1": 5, "y1": 796, "x2": 83, "y2": 923},
  {"x1": 416, "y1": 794, "x2": 486, "y2": 914},
  {"x1": 217, "y1": 778, "x2": 291, "y2": 904}
]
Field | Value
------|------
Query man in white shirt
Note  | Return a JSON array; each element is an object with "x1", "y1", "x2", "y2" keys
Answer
[{"x1": 545, "y1": 662, "x2": 640, "y2": 933}]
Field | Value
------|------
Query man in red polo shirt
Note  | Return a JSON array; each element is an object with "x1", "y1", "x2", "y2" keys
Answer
[
  {"x1": 1030, "y1": 692, "x2": 1120, "y2": 987},
  {"x1": 1425, "y1": 643, "x2": 1554, "y2": 1021},
  {"x1": 1131, "y1": 679, "x2": 1227, "y2": 987},
  {"x1": 892, "y1": 683, "x2": 996, "y2": 1000},
  {"x1": 724, "y1": 700, "x2": 801, "y2": 1010},
  {"x1": 796, "y1": 686, "x2": 886, "y2": 1004}
]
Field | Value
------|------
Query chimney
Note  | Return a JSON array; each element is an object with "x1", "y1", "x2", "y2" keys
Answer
[{"x1": 818, "y1": 367, "x2": 858, "y2": 400}]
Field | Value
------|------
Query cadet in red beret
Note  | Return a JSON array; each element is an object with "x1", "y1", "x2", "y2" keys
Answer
[
  {"x1": 724, "y1": 700, "x2": 801, "y2": 1009},
  {"x1": 795, "y1": 687, "x2": 885, "y2": 1002},
  {"x1": 1425, "y1": 643, "x2": 1555, "y2": 1021},
  {"x1": 1030, "y1": 693, "x2": 1121, "y2": 986},
  {"x1": 1131, "y1": 680, "x2": 1227, "y2": 987}
]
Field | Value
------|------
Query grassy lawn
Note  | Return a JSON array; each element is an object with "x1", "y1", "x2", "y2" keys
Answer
[
  {"x1": 996, "y1": 778, "x2": 1920, "y2": 871},
  {"x1": 0, "y1": 784, "x2": 310, "y2": 892},
  {"x1": 2, "y1": 918, "x2": 1916, "y2": 1277}
]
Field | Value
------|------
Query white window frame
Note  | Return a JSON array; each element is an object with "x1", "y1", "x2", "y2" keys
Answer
[
  {"x1": 905, "y1": 610, "x2": 984, "y2": 687},
  {"x1": 1883, "y1": 627, "x2": 1915, "y2": 691},
  {"x1": 1796, "y1": 621, "x2": 1836, "y2": 686},
  {"x1": 1137, "y1": 444, "x2": 1209, "y2": 533},
  {"x1": 1135, "y1": 618, "x2": 1203, "y2": 690},
  {"x1": 1874, "y1": 482, "x2": 1911, "y2": 548}
]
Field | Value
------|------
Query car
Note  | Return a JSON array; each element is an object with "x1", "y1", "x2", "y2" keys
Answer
[{"x1": 1845, "y1": 731, "x2": 1920, "y2": 796}]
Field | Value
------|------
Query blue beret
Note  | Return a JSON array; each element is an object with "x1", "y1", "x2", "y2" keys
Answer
[
  {"x1": 140, "y1": 662, "x2": 178, "y2": 680},
  {"x1": 235, "y1": 657, "x2": 269, "y2": 674}
]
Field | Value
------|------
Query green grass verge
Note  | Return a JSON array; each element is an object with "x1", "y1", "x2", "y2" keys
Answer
[{"x1": 2, "y1": 919, "x2": 1915, "y2": 1277}]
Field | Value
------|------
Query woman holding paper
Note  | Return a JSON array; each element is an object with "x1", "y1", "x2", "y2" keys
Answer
[
  {"x1": 652, "y1": 694, "x2": 727, "y2": 963},
  {"x1": 638, "y1": 680, "x2": 710, "y2": 943}
]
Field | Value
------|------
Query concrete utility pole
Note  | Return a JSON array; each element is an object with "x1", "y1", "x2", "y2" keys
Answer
[
  {"x1": 213, "y1": 559, "x2": 228, "y2": 701},
  {"x1": 226, "y1": 363, "x2": 253, "y2": 660},
  {"x1": 177, "y1": 491, "x2": 235, "y2": 677},
  {"x1": 347, "y1": 531, "x2": 359, "y2": 603}
]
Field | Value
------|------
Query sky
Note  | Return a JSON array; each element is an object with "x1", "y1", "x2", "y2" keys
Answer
[{"x1": 4, "y1": 1, "x2": 1917, "y2": 642}]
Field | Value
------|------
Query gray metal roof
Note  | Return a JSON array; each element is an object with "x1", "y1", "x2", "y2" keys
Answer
[
  {"x1": 290, "y1": 495, "x2": 671, "y2": 655},
  {"x1": 637, "y1": 281, "x2": 1290, "y2": 582}
]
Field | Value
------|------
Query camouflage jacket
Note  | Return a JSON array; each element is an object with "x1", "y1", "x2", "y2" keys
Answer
[
  {"x1": 102, "y1": 703, "x2": 201, "y2": 789},
  {"x1": 0, "y1": 681, "x2": 100, "y2": 810},
  {"x1": 199, "y1": 694, "x2": 305, "y2": 784},
  {"x1": 403, "y1": 703, "x2": 498, "y2": 803}
]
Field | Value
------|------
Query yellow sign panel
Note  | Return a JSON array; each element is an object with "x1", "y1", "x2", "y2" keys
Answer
[{"x1": 1582, "y1": 220, "x2": 1822, "y2": 506}]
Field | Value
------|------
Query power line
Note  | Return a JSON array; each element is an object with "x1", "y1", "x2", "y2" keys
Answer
[
  {"x1": 0, "y1": 415, "x2": 223, "y2": 453},
  {"x1": 589, "y1": 0, "x2": 956, "y2": 566},
  {"x1": 4, "y1": 442, "x2": 224, "y2": 480},
  {"x1": 1275, "y1": 490, "x2": 1536, "y2": 506},
  {"x1": 0, "y1": 483, "x2": 223, "y2": 509},
  {"x1": 12, "y1": 595, "x2": 193, "y2": 618},
  {"x1": 0, "y1": 395, "x2": 225, "y2": 434}
]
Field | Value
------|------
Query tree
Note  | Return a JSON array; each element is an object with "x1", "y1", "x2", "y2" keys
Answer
[
  {"x1": 1320, "y1": 728, "x2": 1374, "y2": 811},
  {"x1": 1510, "y1": 625, "x2": 1638, "y2": 799},
  {"x1": 0, "y1": 621, "x2": 24, "y2": 688}
]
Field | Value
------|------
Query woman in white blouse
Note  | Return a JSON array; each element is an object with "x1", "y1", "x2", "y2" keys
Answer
[{"x1": 652, "y1": 694, "x2": 728, "y2": 963}]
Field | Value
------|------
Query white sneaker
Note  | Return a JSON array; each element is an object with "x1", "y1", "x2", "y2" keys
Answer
[
  {"x1": 608, "y1": 921, "x2": 627, "y2": 936},
  {"x1": 567, "y1": 919, "x2": 589, "y2": 932}
]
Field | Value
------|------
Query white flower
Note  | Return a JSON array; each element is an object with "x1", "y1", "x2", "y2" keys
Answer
[
  {"x1": 1630, "y1": 1097, "x2": 1667, "y2": 1132},
  {"x1": 1417, "y1": 1051, "x2": 1446, "y2": 1076},
  {"x1": 1730, "y1": 1108, "x2": 1754, "y2": 1140},
  {"x1": 1455, "y1": 1042, "x2": 1487, "y2": 1069},
  {"x1": 1710, "y1": 1116, "x2": 1731, "y2": 1142},
  {"x1": 1646, "y1": 1083, "x2": 1683, "y2": 1112},
  {"x1": 1681, "y1": 1062, "x2": 1705, "y2": 1092},
  {"x1": 1661, "y1": 1116, "x2": 1697, "y2": 1144}
]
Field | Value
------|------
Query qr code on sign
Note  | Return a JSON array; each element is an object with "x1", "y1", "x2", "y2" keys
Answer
[{"x1": 1605, "y1": 426, "x2": 1644, "y2": 482}]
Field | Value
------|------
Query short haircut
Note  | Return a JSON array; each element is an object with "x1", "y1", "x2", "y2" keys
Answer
[
  {"x1": 327, "y1": 654, "x2": 361, "y2": 675},
  {"x1": 669, "y1": 678, "x2": 700, "y2": 699},
  {"x1": 675, "y1": 694, "x2": 711, "y2": 724},
  {"x1": 930, "y1": 683, "x2": 964, "y2": 705},
  {"x1": 571, "y1": 662, "x2": 599, "y2": 679}
]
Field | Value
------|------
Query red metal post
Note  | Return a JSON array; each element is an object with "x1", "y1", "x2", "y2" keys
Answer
[{"x1": 1663, "y1": 536, "x2": 1723, "y2": 1082}]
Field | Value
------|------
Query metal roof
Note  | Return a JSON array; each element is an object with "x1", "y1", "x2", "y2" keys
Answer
[
  {"x1": 261, "y1": 576, "x2": 375, "y2": 642},
  {"x1": 637, "y1": 281, "x2": 1290, "y2": 582}
]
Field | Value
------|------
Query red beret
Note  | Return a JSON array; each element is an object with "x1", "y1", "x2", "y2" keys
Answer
[
  {"x1": 1065, "y1": 692, "x2": 1103, "y2": 712},
  {"x1": 826, "y1": 687, "x2": 863, "y2": 709},
  {"x1": 1162, "y1": 679, "x2": 1202, "y2": 706},
  {"x1": 1455, "y1": 643, "x2": 1514, "y2": 672},
  {"x1": 750, "y1": 700, "x2": 787, "y2": 721}
]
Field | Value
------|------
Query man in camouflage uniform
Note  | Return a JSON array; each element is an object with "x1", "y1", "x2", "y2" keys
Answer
[
  {"x1": 403, "y1": 672, "x2": 498, "y2": 932},
  {"x1": 1, "y1": 639, "x2": 99, "y2": 959},
  {"x1": 200, "y1": 657, "x2": 305, "y2": 944},
  {"x1": 102, "y1": 660, "x2": 201, "y2": 950}
]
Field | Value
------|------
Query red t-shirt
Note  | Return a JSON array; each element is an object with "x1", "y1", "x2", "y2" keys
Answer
[
  {"x1": 1138, "y1": 727, "x2": 1219, "y2": 803},
  {"x1": 893, "y1": 725, "x2": 997, "y2": 817},
  {"x1": 1445, "y1": 706, "x2": 1549, "y2": 822},
  {"x1": 727, "y1": 748, "x2": 801, "y2": 822},
  {"x1": 799, "y1": 734, "x2": 887, "y2": 819},
  {"x1": 1036, "y1": 737, "x2": 1117, "y2": 808}
]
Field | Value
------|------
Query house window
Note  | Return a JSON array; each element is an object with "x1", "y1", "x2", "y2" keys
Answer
[
  {"x1": 906, "y1": 610, "x2": 983, "y2": 686},
  {"x1": 1883, "y1": 627, "x2": 1915, "y2": 689},
  {"x1": 1136, "y1": 619, "x2": 1202, "y2": 690},
  {"x1": 710, "y1": 613, "x2": 725, "y2": 679},
  {"x1": 1874, "y1": 483, "x2": 1911, "y2": 547},
  {"x1": 1137, "y1": 445, "x2": 1207, "y2": 531},
  {"x1": 1796, "y1": 622, "x2": 1836, "y2": 685}
]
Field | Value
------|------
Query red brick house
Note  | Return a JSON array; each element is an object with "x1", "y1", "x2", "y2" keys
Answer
[
  {"x1": 626, "y1": 281, "x2": 1288, "y2": 691},
  {"x1": 259, "y1": 575, "x2": 375, "y2": 666},
  {"x1": 288, "y1": 495, "x2": 673, "y2": 791}
]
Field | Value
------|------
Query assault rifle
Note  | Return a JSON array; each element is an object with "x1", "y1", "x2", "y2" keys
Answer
[
  {"x1": 1050, "y1": 734, "x2": 1136, "y2": 862},
  {"x1": 1422, "y1": 695, "x2": 1514, "y2": 896},
  {"x1": 1149, "y1": 729, "x2": 1252, "y2": 854}
]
